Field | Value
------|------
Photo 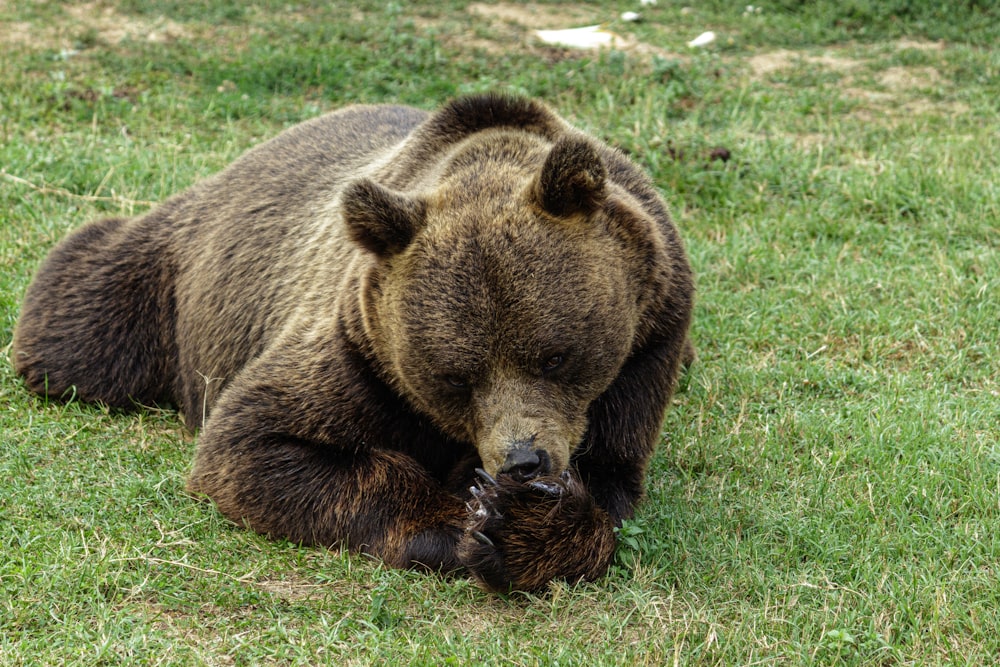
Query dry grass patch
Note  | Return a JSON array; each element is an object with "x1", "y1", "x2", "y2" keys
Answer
[
  {"x1": 747, "y1": 48, "x2": 864, "y2": 79},
  {"x1": 744, "y1": 41, "x2": 971, "y2": 125},
  {"x1": 878, "y1": 65, "x2": 942, "y2": 91},
  {"x1": 466, "y1": 1, "x2": 599, "y2": 29},
  {"x1": 0, "y1": 2, "x2": 190, "y2": 50},
  {"x1": 64, "y1": 2, "x2": 191, "y2": 45}
]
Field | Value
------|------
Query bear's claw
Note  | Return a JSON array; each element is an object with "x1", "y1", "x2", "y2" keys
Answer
[
  {"x1": 474, "y1": 467, "x2": 498, "y2": 486},
  {"x1": 527, "y1": 478, "x2": 564, "y2": 496},
  {"x1": 469, "y1": 529, "x2": 494, "y2": 547},
  {"x1": 470, "y1": 479, "x2": 500, "y2": 517},
  {"x1": 526, "y1": 469, "x2": 574, "y2": 496}
]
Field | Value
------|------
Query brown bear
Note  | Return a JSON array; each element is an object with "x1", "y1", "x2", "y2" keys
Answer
[{"x1": 12, "y1": 93, "x2": 694, "y2": 592}]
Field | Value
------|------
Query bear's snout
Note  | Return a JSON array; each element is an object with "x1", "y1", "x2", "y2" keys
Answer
[
  {"x1": 477, "y1": 415, "x2": 575, "y2": 478},
  {"x1": 500, "y1": 437, "x2": 551, "y2": 481}
]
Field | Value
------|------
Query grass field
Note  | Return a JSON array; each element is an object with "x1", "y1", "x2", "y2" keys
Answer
[{"x1": 2, "y1": 1, "x2": 999, "y2": 664}]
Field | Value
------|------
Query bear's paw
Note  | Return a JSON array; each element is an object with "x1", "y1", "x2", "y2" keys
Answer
[{"x1": 458, "y1": 468, "x2": 616, "y2": 592}]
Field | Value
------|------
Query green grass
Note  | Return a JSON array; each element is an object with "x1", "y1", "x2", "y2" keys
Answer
[{"x1": 2, "y1": 1, "x2": 999, "y2": 664}]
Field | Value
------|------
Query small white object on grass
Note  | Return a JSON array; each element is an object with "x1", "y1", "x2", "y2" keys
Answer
[
  {"x1": 535, "y1": 25, "x2": 616, "y2": 49},
  {"x1": 687, "y1": 31, "x2": 716, "y2": 48},
  {"x1": 621, "y1": 11, "x2": 641, "y2": 22}
]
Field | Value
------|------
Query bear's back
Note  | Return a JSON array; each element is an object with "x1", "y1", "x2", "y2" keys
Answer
[{"x1": 166, "y1": 104, "x2": 430, "y2": 422}]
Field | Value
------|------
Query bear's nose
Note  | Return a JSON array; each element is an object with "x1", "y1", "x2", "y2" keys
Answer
[{"x1": 500, "y1": 440, "x2": 551, "y2": 481}]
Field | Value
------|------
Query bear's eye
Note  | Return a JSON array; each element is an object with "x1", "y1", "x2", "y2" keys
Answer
[
  {"x1": 444, "y1": 375, "x2": 469, "y2": 389},
  {"x1": 541, "y1": 354, "x2": 565, "y2": 373}
]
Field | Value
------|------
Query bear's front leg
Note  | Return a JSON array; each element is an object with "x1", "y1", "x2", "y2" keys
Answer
[
  {"x1": 189, "y1": 434, "x2": 468, "y2": 571},
  {"x1": 457, "y1": 469, "x2": 617, "y2": 592},
  {"x1": 184, "y1": 337, "x2": 478, "y2": 573},
  {"x1": 187, "y1": 388, "x2": 469, "y2": 572}
]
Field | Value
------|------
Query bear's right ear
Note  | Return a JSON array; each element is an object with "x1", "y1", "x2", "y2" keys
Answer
[
  {"x1": 342, "y1": 178, "x2": 426, "y2": 257},
  {"x1": 534, "y1": 136, "x2": 608, "y2": 218}
]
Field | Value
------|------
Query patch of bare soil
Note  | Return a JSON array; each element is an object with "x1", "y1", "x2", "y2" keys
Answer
[
  {"x1": 895, "y1": 38, "x2": 946, "y2": 51},
  {"x1": 747, "y1": 42, "x2": 966, "y2": 122},
  {"x1": 467, "y1": 2, "x2": 598, "y2": 30},
  {"x1": 746, "y1": 49, "x2": 795, "y2": 78},
  {"x1": 65, "y1": 2, "x2": 190, "y2": 44},
  {"x1": 847, "y1": 64, "x2": 966, "y2": 118},
  {"x1": 0, "y1": 2, "x2": 190, "y2": 50},
  {"x1": 0, "y1": 20, "x2": 34, "y2": 46},
  {"x1": 747, "y1": 49, "x2": 863, "y2": 80},
  {"x1": 747, "y1": 38, "x2": 945, "y2": 83},
  {"x1": 878, "y1": 66, "x2": 942, "y2": 91}
]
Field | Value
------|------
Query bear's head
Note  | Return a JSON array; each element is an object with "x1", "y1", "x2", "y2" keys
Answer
[{"x1": 344, "y1": 133, "x2": 663, "y2": 479}]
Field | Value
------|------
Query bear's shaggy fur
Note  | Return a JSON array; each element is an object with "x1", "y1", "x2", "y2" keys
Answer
[{"x1": 13, "y1": 94, "x2": 693, "y2": 592}]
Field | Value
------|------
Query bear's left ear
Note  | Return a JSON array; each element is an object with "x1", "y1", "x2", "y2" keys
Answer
[
  {"x1": 534, "y1": 136, "x2": 608, "y2": 217},
  {"x1": 342, "y1": 178, "x2": 426, "y2": 257}
]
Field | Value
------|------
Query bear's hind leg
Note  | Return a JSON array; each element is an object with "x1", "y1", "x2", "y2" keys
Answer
[{"x1": 13, "y1": 216, "x2": 175, "y2": 409}]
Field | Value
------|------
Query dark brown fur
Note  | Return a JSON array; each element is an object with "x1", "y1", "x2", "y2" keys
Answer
[{"x1": 13, "y1": 94, "x2": 694, "y2": 592}]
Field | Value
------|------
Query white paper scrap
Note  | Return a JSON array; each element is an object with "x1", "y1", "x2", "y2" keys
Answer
[
  {"x1": 687, "y1": 31, "x2": 716, "y2": 48},
  {"x1": 535, "y1": 25, "x2": 616, "y2": 49}
]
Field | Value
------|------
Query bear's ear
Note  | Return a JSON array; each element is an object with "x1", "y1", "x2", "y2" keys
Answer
[
  {"x1": 342, "y1": 178, "x2": 426, "y2": 257},
  {"x1": 534, "y1": 136, "x2": 608, "y2": 217}
]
